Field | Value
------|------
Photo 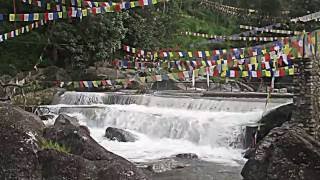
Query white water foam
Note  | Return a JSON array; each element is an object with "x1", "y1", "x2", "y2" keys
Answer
[{"x1": 45, "y1": 92, "x2": 291, "y2": 166}]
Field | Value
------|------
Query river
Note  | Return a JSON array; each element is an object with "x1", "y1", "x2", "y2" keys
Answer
[{"x1": 43, "y1": 92, "x2": 292, "y2": 179}]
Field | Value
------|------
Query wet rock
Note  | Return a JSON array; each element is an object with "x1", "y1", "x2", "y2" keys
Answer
[
  {"x1": 243, "y1": 148, "x2": 256, "y2": 159},
  {"x1": 0, "y1": 103, "x2": 44, "y2": 179},
  {"x1": 43, "y1": 119, "x2": 148, "y2": 179},
  {"x1": 175, "y1": 153, "x2": 199, "y2": 160},
  {"x1": 39, "y1": 114, "x2": 55, "y2": 121},
  {"x1": 0, "y1": 103, "x2": 148, "y2": 179},
  {"x1": 105, "y1": 127, "x2": 137, "y2": 142},
  {"x1": 151, "y1": 80, "x2": 187, "y2": 91},
  {"x1": 39, "y1": 149, "x2": 148, "y2": 180},
  {"x1": 54, "y1": 114, "x2": 80, "y2": 127},
  {"x1": 146, "y1": 159, "x2": 188, "y2": 173},
  {"x1": 257, "y1": 103, "x2": 293, "y2": 143},
  {"x1": 241, "y1": 123, "x2": 320, "y2": 180}
]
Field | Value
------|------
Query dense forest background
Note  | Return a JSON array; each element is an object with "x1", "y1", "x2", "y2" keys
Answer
[{"x1": 0, "y1": 0, "x2": 320, "y2": 78}]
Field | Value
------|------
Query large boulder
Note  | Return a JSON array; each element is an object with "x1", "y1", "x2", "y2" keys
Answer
[
  {"x1": 54, "y1": 114, "x2": 80, "y2": 127},
  {"x1": 39, "y1": 149, "x2": 146, "y2": 180},
  {"x1": 0, "y1": 103, "x2": 45, "y2": 179},
  {"x1": 43, "y1": 116, "x2": 148, "y2": 179},
  {"x1": 257, "y1": 103, "x2": 293, "y2": 142},
  {"x1": 243, "y1": 103, "x2": 293, "y2": 149},
  {"x1": 105, "y1": 127, "x2": 137, "y2": 142},
  {"x1": 12, "y1": 88, "x2": 60, "y2": 106},
  {"x1": 241, "y1": 123, "x2": 320, "y2": 180}
]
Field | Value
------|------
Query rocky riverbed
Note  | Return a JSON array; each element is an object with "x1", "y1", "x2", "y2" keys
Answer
[
  {"x1": 0, "y1": 102, "x2": 147, "y2": 179},
  {"x1": 1, "y1": 99, "x2": 320, "y2": 180}
]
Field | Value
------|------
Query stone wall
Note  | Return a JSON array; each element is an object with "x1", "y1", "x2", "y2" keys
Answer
[{"x1": 293, "y1": 57, "x2": 320, "y2": 140}]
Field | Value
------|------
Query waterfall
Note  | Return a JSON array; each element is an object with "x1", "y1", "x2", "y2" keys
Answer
[
  {"x1": 45, "y1": 91, "x2": 292, "y2": 165},
  {"x1": 54, "y1": 91, "x2": 291, "y2": 112}
]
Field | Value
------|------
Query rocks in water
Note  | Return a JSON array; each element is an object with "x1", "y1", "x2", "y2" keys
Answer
[
  {"x1": 175, "y1": 153, "x2": 199, "y2": 160},
  {"x1": 241, "y1": 123, "x2": 320, "y2": 180},
  {"x1": 145, "y1": 159, "x2": 188, "y2": 173},
  {"x1": 105, "y1": 127, "x2": 137, "y2": 142},
  {"x1": 39, "y1": 114, "x2": 55, "y2": 121},
  {"x1": 0, "y1": 103, "x2": 44, "y2": 179},
  {"x1": 43, "y1": 118, "x2": 147, "y2": 179},
  {"x1": 54, "y1": 114, "x2": 80, "y2": 127},
  {"x1": 0, "y1": 103, "x2": 148, "y2": 179}
]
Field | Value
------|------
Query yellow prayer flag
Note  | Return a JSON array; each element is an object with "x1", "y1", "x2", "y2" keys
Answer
[
  {"x1": 9, "y1": 14, "x2": 15, "y2": 22},
  {"x1": 193, "y1": 69, "x2": 199, "y2": 77},
  {"x1": 152, "y1": 0, "x2": 158, "y2": 4},
  {"x1": 205, "y1": 51, "x2": 210, "y2": 57},
  {"x1": 250, "y1": 57, "x2": 257, "y2": 64},
  {"x1": 221, "y1": 71, "x2": 226, "y2": 77},
  {"x1": 47, "y1": 3, "x2": 51, "y2": 10},
  {"x1": 265, "y1": 70, "x2": 271, "y2": 77},
  {"x1": 284, "y1": 44, "x2": 291, "y2": 55},
  {"x1": 130, "y1": 2, "x2": 135, "y2": 7},
  {"x1": 242, "y1": 71, "x2": 248, "y2": 77},
  {"x1": 289, "y1": 67, "x2": 294, "y2": 75},
  {"x1": 222, "y1": 64, "x2": 227, "y2": 71},
  {"x1": 222, "y1": 49, "x2": 227, "y2": 54},
  {"x1": 217, "y1": 60, "x2": 222, "y2": 65},
  {"x1": 188, "y1": 52, "x2": 193, "y2": 57},
  {"x1": 262, "y1": 49, "x2": 267, "y2": 55},
  {"x1": 33, "y1": 13, "x2": 39, "y2": 20},
  {"x1": 168, "y1": 73, "x2": 174, "y2": 80},
  {"x1": 92, "y1": 81, "x2": 99, "y2": 88},
  {"x1": 82, "y1": 10, "x2": 88, "y2": 17}
]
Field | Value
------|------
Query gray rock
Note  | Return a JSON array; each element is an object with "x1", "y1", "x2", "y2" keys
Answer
[
  {"x1": 256, "y1": 103, "x2": 293, "y2": 143},
  {"x1": 175, "y1": 153, "x2": 199, "y2": 160},
  {"x1": 0, "y1": 103, "x2": 148, "y2": 179},
  {"x1": 105, "y1": 127, "x2": 137, "y2": 142},
  {"x1": 39, "y1": 149, "x2": 148, "y2": 180},
  {"x1": 43, "y1": 119, "x2": 148, "y2": 179},
  {"x1": 241, "y1": 123, "x2": 320, "y2": 180},
  {"x1": 0, "y1": 103, "x2": 44, "y2": 179},
  {"x1": 54, "y1": 114, "x2": 80, "y2": 127},
  {"x1": 146, "y1": 159, "x2": 187, "y2": 173}
]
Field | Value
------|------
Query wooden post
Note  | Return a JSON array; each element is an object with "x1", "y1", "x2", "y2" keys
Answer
[{"x1": 13, "y1": 0, "x2": 16, "y2": 27}]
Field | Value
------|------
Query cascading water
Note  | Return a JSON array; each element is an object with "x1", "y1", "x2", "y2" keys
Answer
[{"x1": 45, "y1": 92, "x2": 292, "y2": 166}]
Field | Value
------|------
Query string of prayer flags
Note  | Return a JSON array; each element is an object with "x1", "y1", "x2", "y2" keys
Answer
[
  {"x1": 200, "y1": 0, "x2": 283, "y2": 22},
  {"x1": 240, "y1": 25, "x2": 303, "y2": 35},
  {"x1": 291, "y1": 11, "x2": 320, "y2": 23},
  {"x1": 7, "y1": 0, "x2": 166, "y2": 22},
  {"x1": 181, "y1": 31, "x2": 285, "y2": 42},
  {"x1": 0, "y1": 20, "x2": 47, "y2": 43},
  {"x1": 21, "y1": 0, "x2": 64, "y2": 11},
  {"x1": 56, "y1": 65, "x2": 296, "y2": 90},
  {"x1": 200, "y1": 0, "x2": 257, "y2": 16},
  {"x1": 122, "y1": 40, "x2": 290, "y2": 61},
  {"x1": 114, "y1": 51, "x2": 294, "y2": 75}
]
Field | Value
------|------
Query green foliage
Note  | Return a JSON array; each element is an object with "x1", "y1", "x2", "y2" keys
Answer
[
  {"x1": 1, "y1": 0, "x2": 320, "y2": 77},
  {"x1": 40, "y1": 139, "x2": 71, "y2": 154}
]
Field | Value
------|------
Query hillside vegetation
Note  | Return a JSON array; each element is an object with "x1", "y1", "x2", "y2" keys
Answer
[{"x1": 0, "y1": 0, "x2": 320, "y2": 77}]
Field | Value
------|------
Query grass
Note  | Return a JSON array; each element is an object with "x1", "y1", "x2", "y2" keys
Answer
[{"x1": 40, "y1": 139, "x2": 71, "y2": 154}]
